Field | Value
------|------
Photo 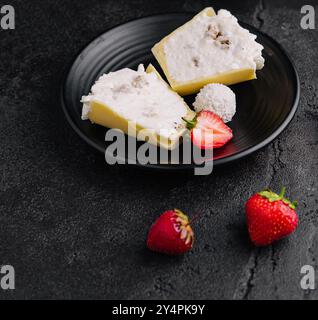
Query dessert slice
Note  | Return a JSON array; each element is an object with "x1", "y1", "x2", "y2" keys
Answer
[
  {"x1": 81, "y1": 64, "x2": 195, "y2": 150},
  {"x1": 152, "y1": 7, "x2": 265, "y2": 95}
]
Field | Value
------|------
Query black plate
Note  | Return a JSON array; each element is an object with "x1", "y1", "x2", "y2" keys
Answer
[{"x1": 61, "y1": 13, "x2": 300, "y2": 169}]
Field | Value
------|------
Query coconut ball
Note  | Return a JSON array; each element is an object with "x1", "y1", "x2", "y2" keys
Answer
[{"x1": 193, "y1": 84, "x2": 236, "y2": 123}]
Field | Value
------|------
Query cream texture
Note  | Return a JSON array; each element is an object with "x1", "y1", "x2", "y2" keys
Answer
[
  {"x1": 81, "y1": 65, "x2": 189, "y2": 139},
  {"x1": 164, "y1": 9, "x2": 265, "y2": 83}
]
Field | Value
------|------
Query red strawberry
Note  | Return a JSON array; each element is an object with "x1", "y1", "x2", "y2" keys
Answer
[
  {"x1": 147, "y1": 209, "x2": 194, "y2": 255},
  {"x1": 183, "y1": 110, "x2": 233, "y2": 149},
  {"x1": 245, "y1": 187, "x2": 298, "y2": 246}
]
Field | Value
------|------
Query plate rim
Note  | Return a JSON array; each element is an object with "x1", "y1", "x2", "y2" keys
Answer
[{"x1": 60, "y1": 12, "x2": 300, "y2": 170}]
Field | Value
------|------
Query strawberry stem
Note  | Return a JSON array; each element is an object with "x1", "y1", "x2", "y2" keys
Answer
[{"x1": 279, "y1": 186, "x2": 286, "y2": 198}]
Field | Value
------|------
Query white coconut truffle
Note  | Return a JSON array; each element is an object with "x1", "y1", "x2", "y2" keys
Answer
[{"x1": 193, "y1": 84, "x2": 236, "y2": 123}]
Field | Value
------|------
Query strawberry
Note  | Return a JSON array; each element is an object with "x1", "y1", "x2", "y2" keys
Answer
[
  {"x1": 147, "y1": 209, "x2": 194, "y2": 255},
  {"x1": 245, "y1": 187, "x2": 298, "y2": 246},
  {"x1": 183, "y1": 110, "x2": 233, "y2": 149}
]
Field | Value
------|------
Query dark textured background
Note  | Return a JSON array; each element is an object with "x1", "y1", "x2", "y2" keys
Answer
[{"x1": 0, "y1": 0, "x2": 317, "y2": 300}]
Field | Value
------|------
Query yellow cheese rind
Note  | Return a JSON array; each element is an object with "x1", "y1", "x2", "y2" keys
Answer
[
  {"x1": 169, "y1": 69, "x2": 256, "y2": 96},
  {"x1": 146, "y1": 63, "x2": 164, "y2": 81},
  {"x1": 86, "y1": 66, "x2": 195, "y2": 150},
  {"x1": 151, "y1": 7, "x2": 257, "y2": 96}
]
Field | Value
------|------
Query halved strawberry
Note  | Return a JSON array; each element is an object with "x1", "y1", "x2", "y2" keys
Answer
[{"x1": 183, "y1": 111, "x2": 233, "y2": 149}]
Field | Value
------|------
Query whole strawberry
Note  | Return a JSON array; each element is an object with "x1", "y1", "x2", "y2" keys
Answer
[
  {"x1": 246, "y1": 187, "x2": 298, "y2": 246},
  {"x1": 147, "y1": 209, "x2": 194, "y2": 255}
]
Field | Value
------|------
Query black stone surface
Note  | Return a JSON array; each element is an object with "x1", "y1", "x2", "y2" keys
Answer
[{"x1": 0, "y1": 0, "x2": 317, "y2": 300}]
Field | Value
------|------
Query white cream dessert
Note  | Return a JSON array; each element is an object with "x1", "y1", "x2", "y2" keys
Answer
[
  {"x1": 193, "y1": 84, "x2": 236, "y2": 123},
  {"x1": 152, "y1": 7, "x2": 265, "y2": 95},
  {"x1": 81, "y1": 64, "x2": 195, "y2": 150}
]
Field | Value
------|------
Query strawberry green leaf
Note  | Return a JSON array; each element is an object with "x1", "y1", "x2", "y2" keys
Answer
[
  {"x1": 182, "y1": 115, "x2": 197, "y2": 131},
  {"x1": 258, "y1": 187, "x2": 298, "y2": 210},
  {"x1": 258, "y1": 190, "x2": 281, "y2": 202}
]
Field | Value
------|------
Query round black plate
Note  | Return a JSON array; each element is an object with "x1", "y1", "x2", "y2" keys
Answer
[{"x1": 61, "y1": 13, "x2": 300, "y2": 169}]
